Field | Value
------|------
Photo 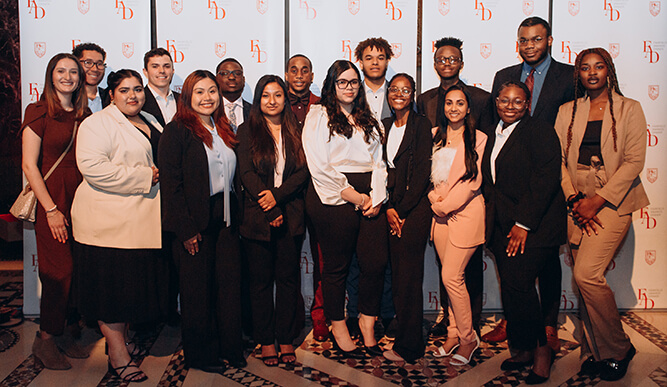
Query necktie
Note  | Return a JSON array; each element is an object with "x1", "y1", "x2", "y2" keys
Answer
[
  {"x1": 524, "y1": 68, "x2": 535, "y2": 114},
  {"x1": 227, "y1": 103, "x2": 238, "y2": 133}
]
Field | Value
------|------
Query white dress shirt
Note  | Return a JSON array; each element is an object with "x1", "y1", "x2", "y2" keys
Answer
[
  {"x1": 88, "y1": 89, "x2": 103, "y2": 113},
  {"x1": 364, "y1": 80, "x2": 386, "y2": 122},
  {"x1": 147, "y1": 84, "x2": 176, "y2": 124},
  {"x1": 223, "y1": 96, "x2": 245, "y2": 127}
]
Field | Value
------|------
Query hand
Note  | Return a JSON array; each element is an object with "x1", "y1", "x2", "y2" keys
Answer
[
  {"x1": 46, "y1": 210, "x2": 68, "y2": 243},
  {"x1": 269, "y1": 215, "x2": 284, "y2": 227},
  {"x1": 386, "y1": 208, "x2": 404, "y2": 238},
  {"x1": 506, "y1": 225, "x2": 528, "y2": 257},
  {"x1": 572, "y1": 195, "x2": 605, "y2": 223},
  {"x1": 576, "y1": 216, "x2": 604, "y2": 236},
  {"x1": 363, "y1": 203, "x2": 381, "y2": 218},
  {"x1": 428, "y1": 190, "x2": 443, "y2": 205},
  {"x1": 360, "y1": 193, "x2": 372, "y2": 212},
  {"x1": 183, "y1": 233, "x2": 202, "y2": 255},
  {"x1": 431, "y1": 202, "x2": 447, "y2": 218},
  {"x1": 151, "y1": 166, "x2": 159, "y2": 186},
  {"x1": 258, "y1": 190, "x2": 277, "y2": 211}
]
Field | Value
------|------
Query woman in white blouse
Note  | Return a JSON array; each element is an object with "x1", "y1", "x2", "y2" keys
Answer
[{"x1": 302, "y1": 60, "x2": 388, "y2": 358}]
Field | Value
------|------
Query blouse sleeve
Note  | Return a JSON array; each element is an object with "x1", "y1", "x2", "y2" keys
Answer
[
  {"x1": 21, "y1": 102, "x2": 47, "y2": 137},
  {"x1": 369, "y1": 135, "x2": 388, "y2": 207}
]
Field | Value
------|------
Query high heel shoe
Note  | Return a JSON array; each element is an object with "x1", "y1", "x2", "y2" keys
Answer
[
  {"x1": 432, "y1": 337, "x2": 460, "y2": 358},
  {"x1": 108, "y1": 360, "x2": 148, "y2": 383},
  {"x1": 362, "y1": 344, "x2": 384, "y2": 357},
  {"x1": 105, "y1": 341, "x2": 148, "y2": 358},
  {"x1": 449, "y1": 333, "x2": 480, "y2": 366},
  {"x1": 331, "y1": 336, "x2": 366, "y2": 359}
]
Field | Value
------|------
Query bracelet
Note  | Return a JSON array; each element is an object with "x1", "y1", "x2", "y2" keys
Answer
[
  {"x1": 354, "y1": 195, "x2": 366, "y2": 211},
  {"x1": 46, "y1": 204, "x2": 58, "y2": 213}
]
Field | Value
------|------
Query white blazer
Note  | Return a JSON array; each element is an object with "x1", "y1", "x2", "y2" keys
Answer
[{"x1": 72, "y1": 104, "x2": 163, "y2": 249}]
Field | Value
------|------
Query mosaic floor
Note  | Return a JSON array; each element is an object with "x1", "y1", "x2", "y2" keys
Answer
[{"x1": 0, "y1": 270, "x2": 666, "y2": 386}]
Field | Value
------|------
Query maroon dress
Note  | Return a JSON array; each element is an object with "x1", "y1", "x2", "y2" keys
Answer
[{"x1": 21, "y1": 101, "x2": 86, "y2": 335}]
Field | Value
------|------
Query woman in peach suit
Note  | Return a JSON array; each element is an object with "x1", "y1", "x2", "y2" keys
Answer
[{"x1": 429, "y1": 85, "x2": 486, "y2": 365}]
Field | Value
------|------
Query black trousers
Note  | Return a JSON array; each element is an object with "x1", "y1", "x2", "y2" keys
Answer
[
  {"x1": 175, "y1": 193, "x2": 243, "y2": 367},
  {"x1": 490, "y1": 229, "x2": 556, "y2": 351},
  {"x1": 305, "y1": 174, "x2": 388, "y2": 321},
  {"x1": 389, "y1": 198, "x2": 431, "y2": 362},
  {"x1": 242, "y1": 228, "x2": 303, "y2": 346},
  {"x1": 538, "y1": 252, "x2": 562, "y2": 328}
]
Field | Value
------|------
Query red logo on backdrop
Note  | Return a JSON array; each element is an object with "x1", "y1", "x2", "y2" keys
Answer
[
  {"x1": 609, "y1": 43, "x2": 620, "y2": 59},
  {"x1": 208, "y1": 0, "x2": 226, "y2": 19},
  {"x1": 171, "y1": 0, "x2": 182, "y2": 15},
  {"x1": 71, "y1": 40, "x2": 81, "y2": 50},
  {"x1": 647, "y1": 168, "x2": 658, "y2": 183},
  {"x1": 27, "y1": 0, "x2": 45, "y2": 19},
  {"x1": 568, "y1": 1, "x2": 580, "y2": 16},
  {"x1": 166, "y1": 40, "x2": 185, "y2": 63},
  {"x1": 561, "y1": 41, "x2": 578, "y2": 64},
  {"x1": 648, "y1": 126, "x2": 659, "y2": 147},
  {"x1": 257, "y1": 0, "x2": 268, "y2": 14},
  {"x1": 428, "y1": 291, "x2": 439, "y2": 310},
  {"x1": 560, "y1": 291, "x2": 575, "y2": 309},
  {"x1": 115, "y1": 0, "x2": 134, "y2": 19},
  {"x1": 564, "y1": 251, "x2": 573, "y2": 267},
  {"x1": 122, "y1": 43, "x2": 134, "y2": 58},
  {"x1": 475, "y1": 0, "x2": 492, "y2": 20},
  {"x1": 214, "y1": 42, "x2": 226, "y2": 58},
  {"x1": 638, "y1": 289, "x2": 655, "y2": 309},
  {"x1": 391, "y1": 43, "x2": 402, "y2": 58},
  {"x1": 34, "y1": 42, "x2": 46, "y2": 58},
  {"x1": 640, "y1": 207, "x2": 657, "y2": 229},
  {"x1": 300, "y1": 253, "x2": 312, "y2": 274},
  {"x1": 480, "y1": 43, "x2": 492, "y2": 59},
  {"x1": 650, "y1": 1, "x2": 661, "y2": 16},
  {"x1": 78, "y1": 0, "x2": 89, "y2": 15},
  {"x1": 604, "y1": 0, "x2": 620, "y2": 21},
  {"x1": 645, "y1": 250, "x2": 657, "y2": 265},
  {"x1": 348, "y1": 0, "x2": 360, "y2": 15},
  {"x1": 173, "y1": 85, "x2": 182, "y2": 93},
  {"x1": 29, "y1": 83, "x2": 40, "y2": 102},
  {"x1": 385, "y1": 0, "x2": 402, "y2": 20},
  {"x1": 649, "y1": 85, "x2": 659, "y2": 100},
  {"x1": 644, "y1": 41, "x2": 660, "y2": 63},
  {"x1": 299, "y1": 0, "x2": 317, "y2": 19},
  {"x1": 342, "y1": 40, "x2": 353, "y2": 61},
  {"x1": 438, "y1": 0, "x2": 450, "y2": 16},
  {"x1": 250, "y1": 40, "x2": 267, "y2": 63},
  {"x1": 523, "y1": 1, "x2": 534, "y2": 15}
]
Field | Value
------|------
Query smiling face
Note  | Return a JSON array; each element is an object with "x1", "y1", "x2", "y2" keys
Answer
[
  {"x1": 335, "y1": 68, "x2": 360, "y2": 108},
  {"x1": 215, "y1": 61, "x2": 245, "y2": 95},
  {"x1": 143, "y1": 55, "x2": 174, "y2": 89},
  {"x1": 496, "y1": 85, "x2": 528, "y2": 125},
  {"x1": 359, "y1": 46, "x2": 389, "y2": 83},
  {"x1": 260, "y1": 82, "x2": 285, "y2": 119},
  {"x1": 52, "y1": 58, "x2": 80, "y2": 97},
  {"x1": 191, "y1": 77, "x2": 220, "y2": 122},
  {"x1": 387, "y1": 76, "x2": 413, "y2": 114},
  {"x1": 111, "y1": 76, "x2": 145, "y2": 117},
  {"x1": 444, "y1": 89, "x2": 470, "y2": 126},
  {"x1": 434, "y1": 45, "x2": 463, "y2": 81},
  {"x1": 579, "y1": 53, "x2": 609, "y2": 92},
  {"x1": 79, "y1": 49, "x2": 105, "y2": 87},
  {"x1": 285, "y1": 56, "x2": 314, "y2": 95},
  {"x1": 517, "y1": 24, "x2": 552, "y2": 66}
]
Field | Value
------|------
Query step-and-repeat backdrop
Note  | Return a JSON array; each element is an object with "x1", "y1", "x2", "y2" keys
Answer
[{"x1": 20, "y1": 0, "x2": 666, "y2": 316}]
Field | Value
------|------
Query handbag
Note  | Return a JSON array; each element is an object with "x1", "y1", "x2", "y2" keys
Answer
[{"x1": 10, "y1": 122, "x2": 79, "y2": 222}]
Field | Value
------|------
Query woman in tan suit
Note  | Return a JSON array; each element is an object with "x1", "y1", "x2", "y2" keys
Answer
[
  {"x1": 429, "y1": 85, "x2": 486, "y2": 365},
  {"x1": 555, "y1": 47, "x2": 649, "y2": 382}
]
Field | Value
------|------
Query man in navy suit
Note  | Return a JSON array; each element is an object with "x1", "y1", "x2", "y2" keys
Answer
[
  {"x1": 483, "y1": 17, "x2": 574, "y2": 353},
  {"x1": 215, "y1": 58, "x2": 251, "y2": 133},
  {"x1": 142, "y1": 48, "x2": 180, "y2": 127}
]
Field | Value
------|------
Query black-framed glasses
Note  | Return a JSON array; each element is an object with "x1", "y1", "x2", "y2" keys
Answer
[
  {"x1": 388, "y1": 87, "x2": 413, "y2": 96},
  {"x1": 335, "y1": 78, "x2": 360, "y2": 89},
  {"x1": 80, "y1": 59, "x2": 107, "y2": 70},
  {"x1": 517, "y1": 36, "x2": 545, "y2": 46},
  {"x1": 218, "y1": 70, "x2": 243, "y2": 77},
  {"x1": 496, "y1": 97, "x2": 527, "y2": 108},
  {"x1": 435, "y1": 56, "x2": 461, "y2": 65}
]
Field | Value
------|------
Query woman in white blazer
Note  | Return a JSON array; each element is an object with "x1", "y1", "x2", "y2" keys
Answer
[{"x1": 71, "y1": 69, "x2": 165, "y2": 383}]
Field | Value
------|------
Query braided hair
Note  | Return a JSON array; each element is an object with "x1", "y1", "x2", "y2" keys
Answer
[{"x1": 564, "y1": 47, "x2": 623, "y2": 164}]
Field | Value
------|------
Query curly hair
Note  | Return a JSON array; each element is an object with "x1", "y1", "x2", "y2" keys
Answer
[
  {"x1": 564, "y1": 47, "x2": 622, "y2": 164},
  {"x1": 433, "y1": 37, "x2": 463, "y2": 61},
  {"x1": 354, "y1": 37, "x2": 393, "y2": 62}
]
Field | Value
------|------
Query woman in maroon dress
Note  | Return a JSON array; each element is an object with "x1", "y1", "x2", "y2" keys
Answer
[{"x1": 21, "y1": 53, "x2": 90, "y2": 370}]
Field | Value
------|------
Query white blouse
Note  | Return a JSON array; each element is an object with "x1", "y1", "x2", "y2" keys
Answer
[
  {"x1": 386, "y1": 121, "x2": 407, "y2": 169},
  {"x1": 302, "y1": 105, "x2": 387, "y2": 207},
  {"x1": 203, "y1": 124, "x2": 236, "y2": 226}
]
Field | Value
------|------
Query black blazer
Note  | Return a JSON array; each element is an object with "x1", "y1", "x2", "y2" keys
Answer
[
  {"x1": 417, "y1": 80, "x2": 491, "y2": 128},
  {"x1": 381, "y1": 112, "x2": 433, "y2": 219},
  {"x1": 236, "y1": 122, "x2": 309, "y2": 242},
  {"x1": 481, "y1": 116, "x2": 566, "y2": 248},
  {"x1": 488, "y1": 58, "x2": 575, "y2": 128},
  {"x1": 242, "y1": 100, "x2": 251, "y2": 122},
  {"x1": 158, "y1": 121, "x2": 239, "y2": 243},
  {"x1": 142, "y1": 86, "x2": 181, "y2": 127},
  {"x1": 100, "y1": 86, "x2": 111, "y2": 108}
]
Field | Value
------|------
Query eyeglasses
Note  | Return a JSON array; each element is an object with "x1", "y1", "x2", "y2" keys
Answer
[
  {"x1": 435, "y1": 56, "x2": 462, "y2": 65},
  {"x1": 80, "y1": 60, "x2": 107, "y2": 70},
  {"x1": 388, "y1": 87, "x2": 413, "y2": 96},
  {"x1": 517, "y1": 36, "x2": 545, "y2": 46},
  {"x1": 218, "y1": 70, "x2": 243, "y2": 77},
  {"x1": 335, "y1": 78, "x2": 360, "y2": 89},
  {"x1": 496, "y1": 98, "x2": 527, "y2": 108}
]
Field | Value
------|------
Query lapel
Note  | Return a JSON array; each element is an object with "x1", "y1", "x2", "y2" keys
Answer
[
  {"x1": 495, "y1": 118, "x2": 527, "y2": 169},
  {"x1": 443, "y1": 140, "x2": 466, "y2": 194},
  {"x1": 394, "y1": 113, "x2": 414, "y2": 161},
  {"x1": 108, "y1": 104, "x2": 154, "y2": 162},
  {"x1": 533, "y1": 64, "x2": 557, "y2": 120},
  {"x1": 482, "y1": 127, "x2": 496, "y2": 182},
  {"x1": 570, "y1": 96, "x2": 590, "y2": 163},
  {"x1": 143, "y1": 87, "x2": 166, "y2": 127},
  {"x1": 601, "y1": 92, "x2": 623, "y2": 152}
]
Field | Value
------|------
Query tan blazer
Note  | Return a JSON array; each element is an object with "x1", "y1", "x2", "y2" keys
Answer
[
  {"x1": 72, "y1": 104, "x2": 163, "y2": 249},
  {"x1": 555, "y1": 92, "x2": 650, "y2": 216},
  {"x1": 430, "y1": 131, "x2": 487, "y2": 248}
]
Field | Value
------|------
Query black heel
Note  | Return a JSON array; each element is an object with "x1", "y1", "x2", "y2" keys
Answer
[
  {"x1": 108, "y1": 360, "x2": 148, "y2": 383},
  {"x1": 330, "y1": 336, "x2": 366, "y2": 359}
]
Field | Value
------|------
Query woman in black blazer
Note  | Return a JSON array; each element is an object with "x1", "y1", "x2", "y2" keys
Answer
[
  {"x1": 380, "y1": 74, "x2": 432, "y2": 363},
  {"x1": 236, "y1": 75, "x2": 309, "y2": 366},
  {"x1": 158, "y1": 70, "x2": 243, "y2": 374}
]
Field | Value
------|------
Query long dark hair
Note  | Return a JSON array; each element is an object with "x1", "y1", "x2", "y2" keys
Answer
[
  {"x1": 247, "y1": 75, "x2": 305, "y2": 172},
  {"x1": 433, "y1": 84, "x2": 478, "y2": 182},
  {"x1": 320, "y1": 60, "x2": 381, "y2": 144},
  {"x1": 172, "y1": 70, "x2": 236, "y2": 148},
  {"x1": 565, "y1": 47, "x2": 621, "y2": 163},
  {"x1": 42, "y1": 53, "x2": 88, "y2": 120}
]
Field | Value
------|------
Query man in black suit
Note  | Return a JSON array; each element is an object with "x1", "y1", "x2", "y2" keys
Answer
[
  {"x1": 215, "y1": 58, "x2": 251, "y2": 133},
  {"x1": 142, "y1": 48, "x2": 180, "y2": 127},
  {"x1": 483, "y1": 16, "x2": 574, "y2": 352},
  {"x1": 417, "y1": 37, "x2": 488, "y2": 339},
  {"x1": 72, "y1": 43, "x2": 110, "y2": 112}
]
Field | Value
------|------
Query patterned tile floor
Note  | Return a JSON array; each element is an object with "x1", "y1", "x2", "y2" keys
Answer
[{"x1": 0, "y1": 269, "x2": 666, "y2": 386}]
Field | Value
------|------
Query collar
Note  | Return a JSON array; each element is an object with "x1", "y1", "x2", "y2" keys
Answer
[
  {"x1": 496, "y1": 120, "x2": 521, "y2": 136},
  {"x1": 90, "y1": 88, "x2": 100, "y2": 101},
  {"x1": 365, "y1": 79, "x2": 386, "y2": 94},
  {"x1": 288, "y1": 91, "x2": 311, "y2": 106},
  {"x1": 147, "y1": 83, "x2": 174, "y2": 100},
  {"x1": 223, "y1": 96, "x2": 243, "y2": 108},
  {"x1": 522, "y1": 54, "x2": 551, "y2": 76}
]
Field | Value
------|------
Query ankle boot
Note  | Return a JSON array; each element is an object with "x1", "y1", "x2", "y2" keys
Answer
[
  {"x1": 55, "y1": 327, "x2": 90, "y2": 359},
  {"x1": 33, "y1": 331, "x2": 72, "y2": 370}
]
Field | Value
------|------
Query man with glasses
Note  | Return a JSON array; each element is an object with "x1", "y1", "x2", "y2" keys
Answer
[
  {"x1": 483, "y1": 16, "x2": 574, "y2": 353},
  {"x1": 215, "y1": 58, "x2": 250, "y2": 133},
  {"x1": 72, "y1": 43, "x2": 109, "y2": 113},
  {"x1": 417, "y1": 37, "x2": 489, "y2": 340}
]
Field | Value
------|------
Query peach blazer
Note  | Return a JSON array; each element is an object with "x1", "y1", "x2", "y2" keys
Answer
[{"x1": 430, "y1": 130, "x2": 487, "y2": 248}]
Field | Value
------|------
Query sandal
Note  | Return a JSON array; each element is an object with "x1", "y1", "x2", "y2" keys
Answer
[
  {"x1": 262, "y1": 355, "x2": 279, "y2": 367},
  {"x1": 108, "y1": 360, "x2": 148, "y2": 383},
  {"x1": 126, "y1": 341, "x2": 148, "y2": 358},
  {"x1": 279, "y1": 352, "x2": 296, "y2": 365}
]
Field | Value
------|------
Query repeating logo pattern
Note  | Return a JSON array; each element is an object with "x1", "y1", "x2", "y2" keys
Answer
[
  {"x1": 438, "y1": 0, "x2": 450, "y2": 16},
  {"x1": 604, "y1": 0, "x2": 620, "y2": 21},
  {"x1": 122, "y1": 42, "x2": 134, "y2": 58},
  {"x1": 34, "y1": 42, "x2": 45, "y2": 58},
  {"x1": 649, "y1": 85, "x2": 660, "y2": 100},
  {"x1": 78, "y1": 0, "x2": 89, "y2": 15},
  {"x1": 644, "y1": 41, "x2": 660, "y2": 63},
  {"x1": 645, "y1": 250, "x2": 657, "y2": 265},
  {"x1": 257, "y1": 0, "x2": 268, "y2": 15},
  {"x1": 650, "y1": 1, "x2": 661, "y2": 16},
  {"x1": 609, "y1": 43, "x2": 620, "y2": 59},
  {"x1": 475, "y1": 0, "x2": 492, "y2": 20},
  {"x1": 348, "y1": 0, "x2": 360, "y2": 15},
  {"x1": 27, "y1": 0, "x2": 45, "y2": 19},
  {"x1": 208, "y1": 0, "x2": 226, "y2": 19},
  {"x1": 391, "y1": 43, "x2": 402, "y2": 58},
  {"x1": 299, "y1": 0, "x2": 316, "y2": 19},
  {"x1": 172, "y1": 0, "x2": 183, "y2": 15},
  {"x1": 480, "y1": 43, "x2": 492, "y2": 59},
  {"x1": 250, "y1": 39, "x2": 267, "y2": 63},
  {"x1": 215, "y1": 42, "x2": 226, "y2": 58},
  {"x1": 647, "y1": 168, "x2": 658, "y2": 183},
  {"x1": 523, "y1": 0, "x2": 534, "y2": 16},
  {"x1": 115, "y1": 0, "x2": 134, "y2": 19},
  {"x1": 568, "y1": 1, "x2": 580, "y2": 16}
]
